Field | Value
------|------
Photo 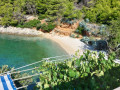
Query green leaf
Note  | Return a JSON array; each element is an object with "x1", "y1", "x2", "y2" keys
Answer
[
  {"x1": 59, "y1": 73, "x2": 64, "y2": 79},
  {"x1": 64, "y1": 75, "x2": 67, "y2": 81},
  {"x1": 37, "y1": 82, "x2": 43, "y2": 87},
  {"x1": 83, "y1": 73, "x2": 88, "y2": 77},
  {"x1": 86, "y1": 67, "x2": 90, "y2": 73},
  {"x1": 75, "y1": 71, "x2": 80, "y2": 78},
  {"x1": 53, "y1": 76, "x2": 57, "y2": 81},
  {"x1": 76, "y1": 59, "x2": 81, "y2": 67},
  {"x1": 98, "y1": 71, "x2": 104, "y2": 76},
  {"x1": 44, "y1": 83, "x2": 49, "y2": 88},
  {"x1": 53, "y1": 72, "x2": 57, "y2": 77},
  {"x1": 67, "y1": 61, "x2": 72, "y2": 67},
  {"x1": 48, "y1": 73, "x2": 51, "y2": 81},
  {"x1": 68, "y1": 69, "x2": 76, "y2": 78}
]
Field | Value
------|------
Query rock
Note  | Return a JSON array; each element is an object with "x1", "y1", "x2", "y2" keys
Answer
[
  {"x1": 0, "y1": 26, "x2": 44, "y2": 36},
  {"x1": 82, "y1": 30, "x2": 90, "y2": 37}
]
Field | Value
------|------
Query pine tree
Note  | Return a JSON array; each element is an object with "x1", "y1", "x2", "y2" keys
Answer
[
  {"x1": 108, "y1": 17, "x2": 120, "y2": 48},
  {"x1": 84, "y1": 0, "x2": 120, "y2": 24},
  {"x1": 36, "y1": 0, "x2": 81, "y2": 21},
  {"x1": 0, "y1": 2, "x2": 13, "y2": 26}
]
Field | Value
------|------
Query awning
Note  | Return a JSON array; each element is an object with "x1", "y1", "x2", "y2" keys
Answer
[{"x1": 0, "y1": 75, "x2": 16, "y2": 90}]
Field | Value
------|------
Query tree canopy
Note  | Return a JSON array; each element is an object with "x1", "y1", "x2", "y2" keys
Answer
[
  {"x1": 83, "y1": 0, "x2": 120, "y2": 24},
  {"x1": 0, "y1": 0, "x2": 82, "y2": 26}
]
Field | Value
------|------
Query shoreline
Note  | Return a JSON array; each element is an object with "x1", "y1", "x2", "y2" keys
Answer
[
  {"x1": 0, "y1": 26, "x2": 91, "y2": 55},
  {"x1": 0, "y1": 26, "x2": 44, "y2": 37},
  {"x1": 44, "y1": 33, "x2": 91, "y2": 55}
]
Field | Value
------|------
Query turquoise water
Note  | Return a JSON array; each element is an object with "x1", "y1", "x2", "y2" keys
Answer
[{"x1": 0, "y1": 34, "x2": 68, "y2": 68}]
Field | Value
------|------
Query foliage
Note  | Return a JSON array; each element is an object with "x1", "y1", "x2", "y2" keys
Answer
[
  {"x1": 35, "y1": 50, "x2": 120, "y2": 89},
  {"x1": 17, "y1": 19, "x2": 41, "y2": 28},
  {"x1": 80, "y1": 21, "x2": 91, "y2": 32},
  {"x1": 0, "y1": 65, "x2": 12, "y2": 74},
  {"x1": 76, "y1": 21, "x2": 91, "y2": 35},
  {"x1": 0, "y1": 65, "x2": 33, "y2": 87},
  {"x1": 108, "y1": 17, "x2": 120, "y2": 48},
  {"x1": 36, "y1": 23, "x2": 41, "y2": 30},
  {"x1": 107, "y1": 17, "x2": 120, "y2": 58},
  {"x1": 0, "y1": 0, "x2": 82, "y2": 26},
  {"x1": 0, "y1": 0, "x2": 26, "y2": 26},
  {"x1": 37, "y1": 23, "x2": 55, "y2": 32},
  {"x1": 63, "y1": 2, "x2": 82, "y2": 19},
  {"x1": 47, "y1": 23, "x2": 56, "y2": 31},
  {"x1": 83, "y1": 0, "x2": 120, "y2": 24},
  {"x1": 61, "y1": 18, "x2": 79, "y2": 25},
  {"x1": 35, "y1": 0, "x2": 81, "y2": 21},
  {"x1": 70, "y1": 33, "x2": 79, "y2": 38},
  {"x1": 85, "y1": 18, "x2": 90, "y2": 23},
  {"x1": 38, "y1": 14, "x2": 46, "y2": 20},
  {"x1": 99, "y1": 24, "x2": 106, "y2": 35},
  {"x1": 0, "y1": 0, "x2": 120, "y2": 26},
  {"x1": 75, "y1": 26, "x2": 84, "y2": 34},
  {"x1": 61, "y1": 18, "x2": 75, "y2": 25},
  {"x1": 81, "y1": 36, "x2": 90, "y2": 44}
]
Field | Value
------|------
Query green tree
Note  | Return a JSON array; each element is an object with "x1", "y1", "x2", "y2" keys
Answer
[
  {"x1": 0, "y1": 0, "x2": 26, "y2": 26},
  {"x1": 108, "y1": 17, "x2": 120, "y2": 47},
  {"x1": 83, "y1": 0, "x2": 120, "y2": 24},
  {"x1": 36, "y1": 0, "x2": 82, "y2": 21},
  {"x1": 63, "y1": 1, "x2": 82, "y2": 19},
  {"x1": 0, "y1": 3, "x2": 14, "y2": 26},
  {"x1": 108, "y1": 17, "x2": 120, "y2": 58}
]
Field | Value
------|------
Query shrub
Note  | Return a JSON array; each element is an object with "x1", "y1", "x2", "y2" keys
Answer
[
  {"x1": 45, "y1": 18, "x2": 51, "y2": 22},
  {"x1": 39, "y1": 23, "x2": 55, "y2": 32},
  {"x1": 41, "y1": 23, "x2": 48, "y2": 31},
  {"x1": 38, "y1": 14, "x2": 46, "y2": 20},
  {"x1": 107, "y1": 17, "x2": 120, "y2": 58},
  {"x1": 84, "y1": 27, "x2": 90, "y2": 32},
  {"x1": 61, "y1": 18, "x2": 75, "y2": 25},
  {"x1": 76, "y1": 35, "x2": 79, "y2": 38},
  {"x1": 35, "y1": 51, "x2": 120, "y2": 90},
  {"x1": 79, "y1": 21, "x2": 91, "y2": 32},
  {"x1": 75, "y1": 26, "x2": 84, "y2": 34},
  {"x1": 76, "y1": 21, "x2": 91, "y2": 35},
  {"x1": 85, "y1": 18, "x2": 90, "y2": 23},
  {"x1": 36, "y1": 23, "x2": 42, "y2": 30},
  {"x1": 83, "y1": 0, "x2": 120, "y2": 24},
  {"x1": 99, "y1": 24, "x2": 106, "y2": 35},
  {"x1": 16, "y1": 24, "x2": 24, "y2": 28},
  {"x1": 81, "y1": 36, "x2": 90, "y2": 44},
  {"x1": 79, "y1": 21, "x2": 86, "y2": 28},
  {"x1": 17, "y1": 19, "x2": 41, "y2": 28},
  {"x1": 47, "y1": 23, "x2": 56, "y2": 30},
  {"x1": 91, "y1": 31, "x2": 98, "y2": 36}
]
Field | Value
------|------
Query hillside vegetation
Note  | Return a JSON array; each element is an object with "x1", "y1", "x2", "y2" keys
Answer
[
  {"x1": 83, "y1": 0, "x2": 120, "y2": 24},
  {"x1": 0, "y1": 0, "x2": 120, "y2": 89},
  {"x1": 34, "y1": 51, "x2": 120, "y2": 89},
  {"x1": 0, "y1": 0, "x2": 120, "y2": 25},
  {"x1": 0, "y1": 0, "x2": 119, "y2": 51},
  {"x1": 0, "y1": 0, "x2": 119, "y2": 57},
  {"x1": 0, "y1": 0, "x2": 82, "y2": 26}
]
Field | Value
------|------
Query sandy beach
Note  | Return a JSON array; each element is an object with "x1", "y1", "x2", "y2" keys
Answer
[{"x1": 44, "y1": 33, "x2": 91, "y2": 55}]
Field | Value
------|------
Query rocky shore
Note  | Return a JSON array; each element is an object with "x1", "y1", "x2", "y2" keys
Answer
[{"x1": 0, "y1": 26, "x2": 44, "y2": 36}]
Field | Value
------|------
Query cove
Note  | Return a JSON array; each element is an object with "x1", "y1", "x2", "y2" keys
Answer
[{"x1": 0, "y1": 34, "x2": 68, "y2": 68}]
